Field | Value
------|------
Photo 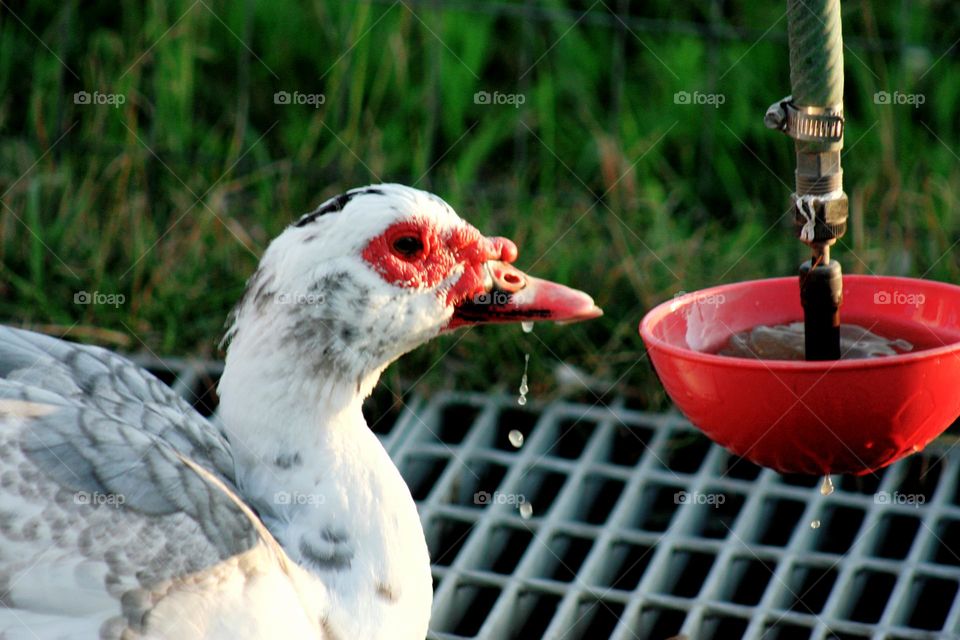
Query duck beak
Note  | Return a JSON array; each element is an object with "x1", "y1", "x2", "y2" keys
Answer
[{"x1": 448, "y1": 260, "x2": 603, "y2": 330}]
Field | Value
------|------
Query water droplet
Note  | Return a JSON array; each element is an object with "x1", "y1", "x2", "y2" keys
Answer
[
  {"x1": 810, "y1": 519, "x2": 821, "y2": 529},
  {"x1": 912, "y1": 444, "x2": 921, "y2": 453},
  {"x1": 521, "y1": 321, "x2": 534, "y2": 333},
  {"x1": 519, "y1": 502, "x2": 533, "y2": 519},
  {"x1": 820, "y1": 476, "x2": 834, "y2": 496},
  {"x1": 517, "y1": 353, "x2": 530, "y2": 406},
  {"x1": 508, "y1": 429, "x2": 525, "y2": 448}
]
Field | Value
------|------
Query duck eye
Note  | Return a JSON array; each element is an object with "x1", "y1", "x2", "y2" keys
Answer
[{"x1": 391, "y1": 235, "x2": 424, "y2": 258}]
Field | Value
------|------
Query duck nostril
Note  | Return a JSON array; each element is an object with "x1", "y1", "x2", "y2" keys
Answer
[{"x1": 486, "y1": 261, "x2": 526, "y2": 293}]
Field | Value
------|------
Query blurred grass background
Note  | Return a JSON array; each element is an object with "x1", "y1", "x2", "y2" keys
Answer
[{"x1": 0, "y1": 0, "x2": 958, "y2": 408}]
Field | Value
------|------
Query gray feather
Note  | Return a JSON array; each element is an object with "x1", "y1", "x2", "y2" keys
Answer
[{"x1": 0, "y1": 326, "x2": 281, "y2": 637}]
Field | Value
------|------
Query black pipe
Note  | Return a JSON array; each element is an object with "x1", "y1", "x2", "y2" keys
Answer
[{"x1": 800, "y1": 250, "x2": 842, "y2": 360}]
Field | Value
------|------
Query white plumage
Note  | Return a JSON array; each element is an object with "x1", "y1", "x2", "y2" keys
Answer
[{"x1": 0, "y1": 184, "x2": 600, "y2": 639}]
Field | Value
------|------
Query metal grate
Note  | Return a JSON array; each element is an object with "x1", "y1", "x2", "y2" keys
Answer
[{"x1": 132, "y1": 356, "x2": 960, "y2": 639}]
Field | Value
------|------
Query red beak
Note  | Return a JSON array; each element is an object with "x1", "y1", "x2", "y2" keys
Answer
[{"x1": 448, "y1": 258, "x2": 603, "y2": 330}]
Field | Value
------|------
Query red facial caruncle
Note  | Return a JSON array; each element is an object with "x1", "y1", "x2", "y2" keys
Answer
[
  {"x1": 361, "y1": 213, "x2": 601, "y2": 329},
  {"x1": 361, "y1": 218, "x2": 517, "y2": 306}
]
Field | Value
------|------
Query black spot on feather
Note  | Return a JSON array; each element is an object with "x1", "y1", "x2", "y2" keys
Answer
[
  {"x1": 274, "y1": 452, "x2": 302, "y2": 469},
  {"x1": 299, "y1": 537, "x2": 353, "y2": 571},
  {"x1": 321, "y1": 528, "x2": 348, "y2": 544},
  {"x1": 376, "y1": 582, "x2": 399, "y2": 603},
  {"x1": 294, "y1": 187, "x2": 386, "y2": 227}
]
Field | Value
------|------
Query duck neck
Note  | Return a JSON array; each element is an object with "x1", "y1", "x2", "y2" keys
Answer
[{"x1": 217, "y1": 323, "x2": 384, "y2": 500}]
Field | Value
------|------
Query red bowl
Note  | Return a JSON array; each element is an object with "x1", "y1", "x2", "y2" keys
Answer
[{"x1": 640, "y1": 275, "x2": 960, "y2": 475}]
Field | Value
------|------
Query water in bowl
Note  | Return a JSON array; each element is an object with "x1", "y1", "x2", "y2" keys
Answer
[{"x1": 717, "y1": 322, "x2": 915, "y2": 361}]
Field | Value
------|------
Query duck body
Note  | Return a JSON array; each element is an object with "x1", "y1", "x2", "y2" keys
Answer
[{"x1": 0, "y1": 184, "x2": 600, "y2": 638}]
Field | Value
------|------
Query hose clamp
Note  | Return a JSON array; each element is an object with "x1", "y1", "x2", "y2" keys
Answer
[{"x1": 765, "y1": 95, "x2": 844, "y2": 143}]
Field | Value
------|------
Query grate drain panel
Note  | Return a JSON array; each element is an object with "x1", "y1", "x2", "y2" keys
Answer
[
  {"x1": 130, "y1": 356, "x2": 960, "y2": 639},
  {"x1": 393, "y1": 393, "x2": 960, "y2": 640}
]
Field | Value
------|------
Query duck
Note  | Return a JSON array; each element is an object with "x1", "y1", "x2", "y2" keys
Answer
[{"x1": 0, "y1": 183, "x2": 601, "y2": 639}]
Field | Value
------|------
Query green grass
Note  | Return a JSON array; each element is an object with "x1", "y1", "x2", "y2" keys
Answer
[{"x1": 1, "y1": 1, "x2": 959, "y2": 408}]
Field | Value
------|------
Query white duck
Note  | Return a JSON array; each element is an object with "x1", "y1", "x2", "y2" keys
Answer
[{"x1": 0, "y1": 184, "x2": 601, "y2": 639}]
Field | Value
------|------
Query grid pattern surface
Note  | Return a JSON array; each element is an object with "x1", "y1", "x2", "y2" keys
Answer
[{"x1": 135, "y1": 356, "x2": 960, "y2": 640}]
